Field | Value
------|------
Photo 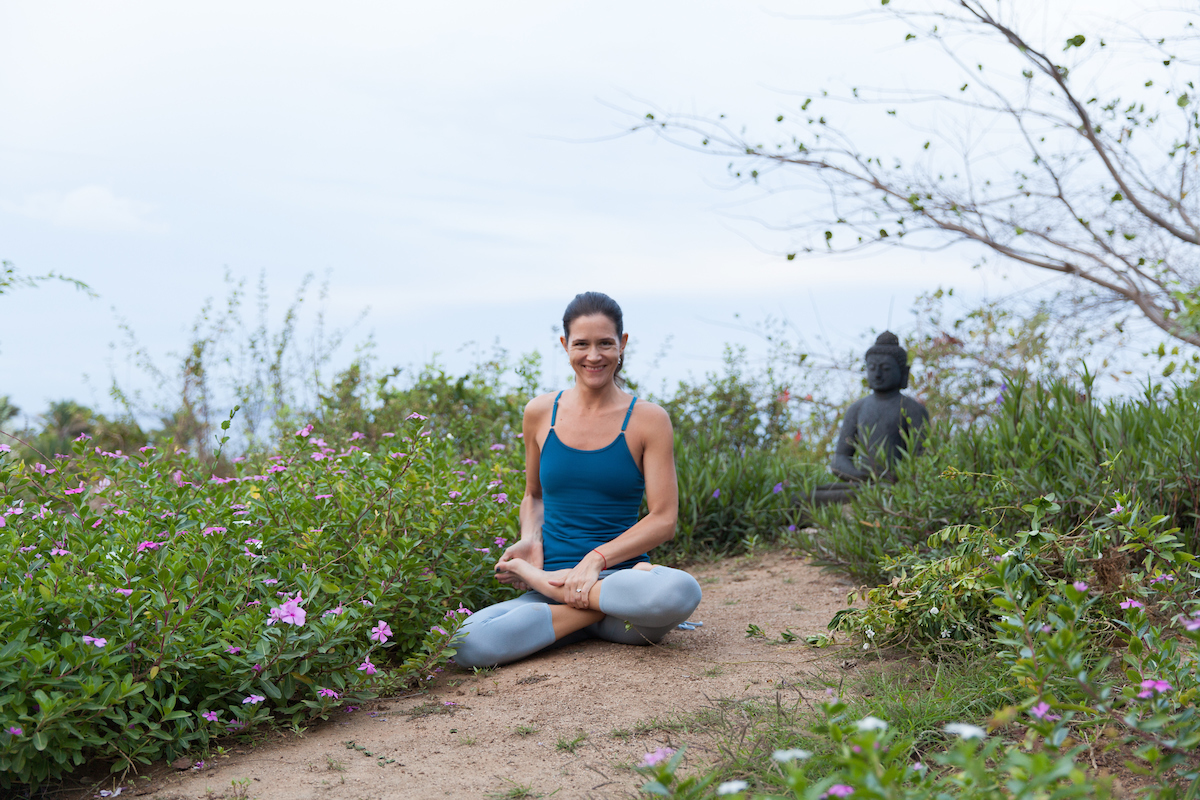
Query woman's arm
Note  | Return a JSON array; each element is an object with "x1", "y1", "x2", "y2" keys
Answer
[
  {"x1": 493, "y1": 395, "x2": 551, "y2": 587},
  {"x1": 553, "y1": 402, "x2": 679, "y2": 609}
]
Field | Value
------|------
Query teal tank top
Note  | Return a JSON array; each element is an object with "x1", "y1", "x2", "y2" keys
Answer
[{"x1": 540, "y1": 392, "x2": 648, "y2": 571}]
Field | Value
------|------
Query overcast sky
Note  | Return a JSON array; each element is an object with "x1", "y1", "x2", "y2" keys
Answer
[{"x1": 0, "y1": 0, "x2": 1156, "y2": 422}]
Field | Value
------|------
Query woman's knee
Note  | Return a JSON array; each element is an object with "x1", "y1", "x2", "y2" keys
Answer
[{"x1": 601, "y1": 566, "x2": 702, "y2": 628}]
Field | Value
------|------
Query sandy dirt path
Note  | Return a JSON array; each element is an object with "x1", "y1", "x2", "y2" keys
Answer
[{"x1": 111, "y1": 550, "x2": 854, "y2": 800}]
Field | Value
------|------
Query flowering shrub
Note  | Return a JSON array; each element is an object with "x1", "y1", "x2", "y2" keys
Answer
[
  {"x1": 638, "y1": 499, "x2": 1200, "y2": 798},
  {"x1": 0, "y1": 416, "x2": 519, "y2": 789}
]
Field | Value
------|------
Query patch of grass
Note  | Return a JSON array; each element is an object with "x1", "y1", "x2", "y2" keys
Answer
[
  {"x1": 485, "y1": 779, "x2": 544, "y2": 799},
  {"x1": 703, "y1": 665, "x2": 725, "y2": 677},
  {"x1": 514, "y1": 724, "x2": 540, "y2": 737},
  {"x1": 404, "y1": 701, "x2": 456, "y2": 720},
  {"x1": 610, "y1": 727, "x2": 632, "y2": 740},
  {"x1": 555, "y1": 731, "x2": 589, "y2": 753},
  {"x1": 325, "y1": 755, "x2": 346, "y2": 772},
  {"x1": 699, "y1": 576, "x2": 721, "y2": 585},
  {"x1": 723, "y1": 598, "x2": 740, "y2": 605}
]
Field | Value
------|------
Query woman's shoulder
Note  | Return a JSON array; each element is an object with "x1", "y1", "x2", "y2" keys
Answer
[
  {"x1": 523, "y1": 391, "x2": 560, "y2": 419},
  {"x1": 628, "y1": 397, "x2": 672, "y2": 430}
]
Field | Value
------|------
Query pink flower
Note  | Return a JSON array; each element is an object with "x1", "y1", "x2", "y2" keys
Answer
[
  {"x1": 267, "y1": 598, "x2": 306, "y2": 626},
  {"x1": 267, "y1": 464, "x2": 287, "y2": 474},
  {"x1": 1137, "y1": 679, "x2": 1173, "y2": 698},
  {"x1": 0, "y1": 444, "x2": 10, "y2": 453},
  {"x1": 494, "y1": 537, "x2": 507, "y2": 547},
  {"x1": 32, "y1": 463, "x2": 56, "y2": 475},
  {"x1": 251, "y1": 663, "x2": 263, "y2": 673},
  {"x1": 115, "y1": 588, "x2": 133, "y2": 596},
  {"x1": 824, "y1": 786, "x2": 855, "y2": 798},
  {"x1": 314, "y1": 494, "x2": 333, "y2": 500},
  {"x1": 225, "y1": 646, "x2": 242, "y2": 654},
  {"x1": 489, "y1": 443, "x2": 505, "y2": 451},
  {"x1": 370, "y1": 621, "x2": 393, "y2": 644},
  {"x1": 358, "y1": 658, "x2": 378, "y2": 675},
  {"x1": 1120, "y1": 599, "x2": 1145, "y2": 610},
  {"x1": 262, "y1": 578, "x2": 278, "y2": 585},
  {"x1": 64, "y1": 482, "x2": 86, "y2": 495},
  {"x1": 74, "y1": 433, "x2": 92, "y2": 442},
  {"x1": 474, "y1": 547, "x2": 490, "y2": 554},
  {"x1": 1072, "y1": 581, "x2": 1089, "y2": 592},
  {"x1": 361, "y1": 599, "x2": 373, "y2": 607},
  {"x1": 1180, "y1": 615, "x2": 1200, "y2": 631},
  {"x1": 432, "y1": 626, "x2": 448, "y2": 636},
  {"x1": 448, "y1": 491, "x2": 462, "y2": 499},
  {"x1": 18, "y1": 545, "x2": 35, "y2": 553},
  {"x1": 405, "y1": 412, "x2": 428, "y2": 421},
  {"x1": 6, "y1": 726, "x2": 22, "y2": 736},
  {"x1": 381, "y1": 432, "x2": 395, "y2": 437},
  {"x1": 136, "y1": 541, "x2": 162, "y2": 553},
  {"x1": 641, "y1": 747, "x2": 675, "y2": 767},
  {"x1": 82, "y1": 635, "x2": 108, "y2": 648},
  {"x1": 201, "y1": 711, "x2": 219, "y2": 722},
  {"x1": 349, "y1": 431, "x2": 365, "y2": 441},
  {"x1": 323, "y1": 606, "x2": 344, "y2": 617},
  {"x1": 1109, "y1": 501, "x2": 1125, "y2": 515},
  {"x1": 242, "y1": 694, "x2": 266, "y2": 705},
  {"x1": 295, "y1": 424, "x2": 314, "y2": 437},
  {"x1": 310, "y1": 452, "x2": 326, "y2": 461},
  {"x1": 318, "y1": 688, "x2": 340, "y2": 698},
  {"x1": 461, "y1": 458, "x2": 478, "y2": 465},
  {"x1": 244, "y1": 538, "x2": 262, "y2": 546},
  {"x1": 50, "y1": 546, "x2": 71, "y2": 556},
  {"x1": 491, "y1": 493, "x2": 508, "y2": 504},
  {"x1": 1029, "y1": 702, "x2": 1060, "y2": 721}
]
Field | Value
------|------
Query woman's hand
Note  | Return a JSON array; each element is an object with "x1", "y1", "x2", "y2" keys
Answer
[
  {"x1": 548, "y1": 555, "x2": 603, "y2": 610},
  {"x1": 494, "y1": 537, "x2": 543, "y2": 591}
]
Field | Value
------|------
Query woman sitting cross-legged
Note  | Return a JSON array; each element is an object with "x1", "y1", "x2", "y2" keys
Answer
[{"x1": 453, "y1": 291, "x2": 702, "y2": 668}]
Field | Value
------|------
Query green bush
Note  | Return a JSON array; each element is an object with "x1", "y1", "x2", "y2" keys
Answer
[
  {"x1": 802, "y1": 377, "x2": 1200, "y2": 581},
  {"x1": 0, "y1": 414, "x2": 520, "y2": 789}
]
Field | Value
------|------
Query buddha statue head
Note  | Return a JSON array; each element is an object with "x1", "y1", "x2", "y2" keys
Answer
[{"x1": 864, "y1": 331, "x2": 909, "y2": 393}]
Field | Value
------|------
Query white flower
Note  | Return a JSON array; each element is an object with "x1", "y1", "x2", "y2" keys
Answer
[
  {"x1": 717, "y1": 781, "x2": 749, "y2": 795},
  {"x1": 940, "y1": 629, "x2": 950, "y2": 639},
  {"x1": 862, "y1": 642, "x2": 870, "y2": 650},
  {"x1": 944, "y1": 722, "x2": 986, "y2": 740},
  {"x1": 772, "y1": 749, "x2": 813, "y2": 763},
  {"x1": 865, "y1": 627, "x2": 875, "y2": 639},
  {"x1": 856, "y1": 716, "x2": 888, "y2": 731},
  {"x1": 929, "y1": 606, "x2": 939, "y2": 616}
]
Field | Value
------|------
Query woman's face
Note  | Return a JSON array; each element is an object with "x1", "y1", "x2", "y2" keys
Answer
[{"x1": 561, "y1": 313, "x2": 627, "y2": 390}]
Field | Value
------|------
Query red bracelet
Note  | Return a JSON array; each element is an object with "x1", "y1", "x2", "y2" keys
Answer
[{"x1": 592, "y1": 548, "x2": 607, "y2": 570}]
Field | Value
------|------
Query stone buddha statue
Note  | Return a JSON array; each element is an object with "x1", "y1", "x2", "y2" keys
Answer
[{"x1": 810, "y1": 332, "x2": 928, "y2": 505}]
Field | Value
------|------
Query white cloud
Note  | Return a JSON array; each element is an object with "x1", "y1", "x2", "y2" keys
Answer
[{"x1": 3, "y1": 185, "x2": 164, "y2": 233}]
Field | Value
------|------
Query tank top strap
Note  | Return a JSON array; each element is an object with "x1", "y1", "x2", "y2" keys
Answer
[
  {"x1": 620, "y1": 396, "x2": 638, "y2": 432},
  {"x1": 550, "y1": 390, "x2": 564, "y2": 428}
]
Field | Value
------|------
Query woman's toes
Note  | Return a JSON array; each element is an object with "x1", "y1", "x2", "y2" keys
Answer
[{"x1": 632, "y1": 562, "x2": 655, "y2": 572}]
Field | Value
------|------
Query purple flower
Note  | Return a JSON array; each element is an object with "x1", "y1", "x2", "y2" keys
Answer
[
  {"x1": 267, "y1": 598, "x2": 306, "y2": 626},
  {"x1": 323, "y1": 605, "x2": 344, "y2": 617},
  {"x1": 295, "y1": 424, "x2": 314, "y2": 437},
  {"x1": 50, "y1": 546, "x2": 71, "y2": 556},
  {"x1": 32, "y1": 463, "x2": 56, "y2": 475},
  {"x1": 225, "y1": 646, "x2": 242, "y2": 654},
  {"x1": 201, "y1": 711, "x2": 219, "y2": 722},
  {"x1": 432, "y1": 626, "x2": 448, "y2": 636},
  {"x1": 1109, "y1": 501, "x2": 1126, "y2": 515},
  {"x1": 244, "y1": 538, "x2": 262, "y2": 546},
  {"x1": 82, "y1": 635, "x2": 108, "y2": 648},
  {"x1": 1029, "y1": 701, "x2": 1060, "y2": 721},
  {"x1": 317, "y1": 688, "x2": 340, "y2": 699},
  {"x1": 136, "y1": 541, "x2": 162, "y2": 553},
  {"x1": 1137, "y1": 679, "x2": 1173, "y2": 699},
  {"x1": 370, "y1": 621, "x2": 393, "y2": 644},
  {"x1": 448, "y1": 491, "x2": 462, "y2": 499},
  {"x1": 494, "y1": 536, "x2": 507, "y2": 547},
  {"x1": 262, "y1": 578, "x2": 278, "y2": 585},
  {"x1": 358, "y1": 658, "x2": 378, "y2": 676},
  {"x1": 1072, "y1": 581, "x2": 1088, "y2": 592},
  {"x1": 6, "y1": 726, "x2": 22, "y2": 736},
  {"x1": 242, "y1": 694, "x2": 266, "y2": 705},
  {"x1": 349, "y1": 431, "x2": 365, "y2": 441},
  {"x1": 712, "y1": 489, "x2": 720, "y2": 499},
  {"x1": 773, "y1": 482, "x2": 784, "y2": 494},
  {"x1": 489, "y1": 443, "x2": 505, "y2": 451},
  {"x1": 461, "y1": 458, "x2": 478, "y2": 465},
  {"x1": 641, "y1": 747, "x2": 675, "y2": 766},
  {"x1": 491, "y1": 493, "x2": 508, "y2": 504},
  {"x1": 388, "y1": 451, "x2": 407, "y2": 458},
  {"x1": 0, "y1": 444, "x2": 9, "y2": 453},
  {"x1": 1120, "y1": 599, "x2": 1145, "y2": 610},
  {"x1": 1179, "y1": 615, "x2": 1200, "y2": 631},
  {"x1": 314, "y1": 494, "x2": 333, "y2": 500},
  {"x1": 1149, "y1": 574, "x2": 1176, "y2": 584},
  {"x1": 824, "y1": 786, "x2": 855, "y2": 798},
  {"x1": 251, "y1": 663, "x2": 264, "y2": 673},
  {"x1": 474, "y1": 547, "x2": 490, "y2": 554},
  {"x1": 18, "y1": 545, "x2": 35, "y2": 552},
  {"x1": 361, "y1": 599, "x2": 374, "y2": 607},
  {"x1": 115, "y1": 588, "x2": 133, "y2": 596}
]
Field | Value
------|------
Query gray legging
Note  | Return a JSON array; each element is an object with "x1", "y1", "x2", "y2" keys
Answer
[{"x1": 453, "y1": 565, "x2": 703, "y2": 668}]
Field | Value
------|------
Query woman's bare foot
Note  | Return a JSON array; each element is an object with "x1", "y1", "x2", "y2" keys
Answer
[
  {"x1": 633, "y1": 562, "x2": 655, "y2": 571},
  {"x1": 496, "y1": 558, "x2": 569, "y2": 598}
]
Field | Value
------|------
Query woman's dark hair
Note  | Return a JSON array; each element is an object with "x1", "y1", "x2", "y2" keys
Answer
[{"x1": 562, "y1": 291, "x2": 625, "y2": 384}]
